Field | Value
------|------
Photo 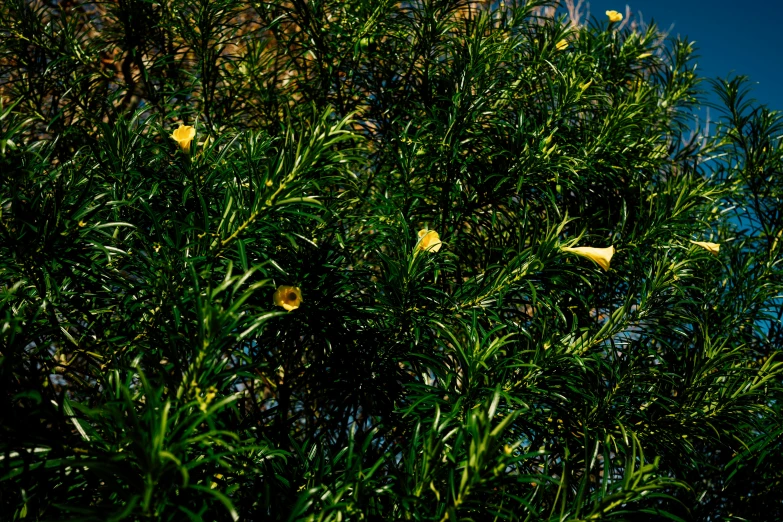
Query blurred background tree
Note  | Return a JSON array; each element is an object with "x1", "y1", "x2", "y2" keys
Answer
[{"x1": 1, "y1": 0, "x2": 781, "y2": 520}]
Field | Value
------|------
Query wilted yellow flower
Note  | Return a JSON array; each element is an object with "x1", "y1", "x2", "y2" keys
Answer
[
  {"x1": 171, "y1": 124, "x2": 196, "y2": 153},
  {"x1": 690, "y1": 240, "x2": 720, "y2": 256},
  {"x1": 556, "y1": 39, "x2": 569, "y2": 51},
  {"x1": 561, "y1": 245, "x2": 615, "y2": 271},
  {"x1": 273, "y1": 285, "x2": 303, "y2": 311},
  {"x1": 417, "y1": 229, "x2": 442, "y2": 253},
  {"x1": 606, "y1": 10, "x2": 623, "y2": 23}
]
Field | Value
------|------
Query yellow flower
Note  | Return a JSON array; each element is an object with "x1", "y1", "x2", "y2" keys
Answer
[
  {"x1": 171, "y1": 124, "x2": 196, "y2": 153},
  {"x1": 417, "y1": 229, "x2": 442, "y2": 253},
  {"x1": 273, "y1": 285, "x2": 303, "y2": 311},
  {"x1": 556, "y1": 39, "x2": 569, "y2": 51},
  {"x1": 606, "y1": 10, "x2": 623, "y2": 23},
  {"x1": 561, "y1": 245, "x2": 615, "y2": 271},
  {"x1": 78, "y1": 220, "x2": 86, "y2": 227},
  {"x1": 690, "y1": 240, "x2": 720, "y2": 256}
]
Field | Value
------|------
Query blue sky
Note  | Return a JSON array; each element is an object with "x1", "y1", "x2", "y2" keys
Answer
[{"x1": 585, "y1": 1, "x2": 783, "y2": 113}]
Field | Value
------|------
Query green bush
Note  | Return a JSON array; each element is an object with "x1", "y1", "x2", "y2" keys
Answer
[{"x1": 1, "y1": 0, "x2": 781, "y2": 520}]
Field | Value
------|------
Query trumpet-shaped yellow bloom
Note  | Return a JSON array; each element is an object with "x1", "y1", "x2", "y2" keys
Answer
[
  {"x1": 561, "y1": 245, "x2": 615, "y2": 271},
  {"x1": 273, "y1": 285, "x2": 303, "y2": 311},
  {"x1": 690, "y1": 240, "x2": 720, "y2": 255},
  {"x1": 606, "y1": 10, "x2": 623, "y2": 23},
  {"x1": 171, "y1": 124, "x2": 196, "y2": 153},
  {"x1": 417, "y1": 229, "x2": 442, "y2": 253},
  {"x1": 556, "y1": 39, "x2": 569, "y2": 51}
]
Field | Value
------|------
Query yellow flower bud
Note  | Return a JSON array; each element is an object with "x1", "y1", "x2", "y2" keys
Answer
[
  {"x1": 606, "y1": 10, "x2": 623, "y2": 23},
  {"x1": 556, "y1": 39, "x2": 568, "y2": 51},
  {"x1": 273, "y1": 285, "x2": 303, "y2": 311},
  {"x1": 561, "y1": 245, "x2": 615, "y2": 271},
  {"x1": 416, "y1": 229, "x2": 442, "y2": 253},
  {"x1": 171, "y1": 124, "x2": 196, "y2": 153},
  {"x1": 690, "y1": 240, "x2": 720, "y2": 256}
]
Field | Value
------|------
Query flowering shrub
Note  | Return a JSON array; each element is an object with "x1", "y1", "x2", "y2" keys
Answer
[{"x1": 1, "y1": 1, "x2": 781, "y2": 520}]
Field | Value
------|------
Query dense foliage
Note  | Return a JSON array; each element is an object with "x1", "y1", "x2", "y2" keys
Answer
[{"x1": 1, "y1": 0, "x2": 782, "y2": 520}]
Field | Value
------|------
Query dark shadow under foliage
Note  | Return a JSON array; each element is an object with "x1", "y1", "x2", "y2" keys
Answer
[{"x1": 1, "y1": 0, "x2": 782, "y2": 520}]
